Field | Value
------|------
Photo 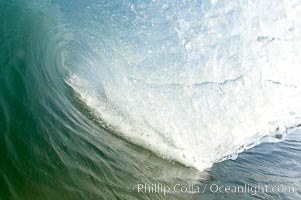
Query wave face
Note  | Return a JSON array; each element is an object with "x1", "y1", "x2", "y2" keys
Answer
[
  {"x1": 1, "y1": 0, "x2": 301, "y2": 175},
  {"x1": 65, "y1": 0, "x2": 301, "y2": 170}
]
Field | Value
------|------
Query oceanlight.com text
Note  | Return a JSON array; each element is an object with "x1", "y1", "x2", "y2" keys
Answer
[{"x1": 128, "y1": 183, "x2": 296, "y2": 196}]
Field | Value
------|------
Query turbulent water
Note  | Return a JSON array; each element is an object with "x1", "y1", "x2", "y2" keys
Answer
[
  {"x1": 1, "y1": 0, "x2": 301, "y2": 199},
  {"x1": 66, "y1": 0, "x2": 301, "y2": 170}
]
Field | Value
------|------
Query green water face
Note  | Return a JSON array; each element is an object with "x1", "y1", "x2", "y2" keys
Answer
[{"x1": 0, "y1": 3, "x2": 200, "y2": 199}]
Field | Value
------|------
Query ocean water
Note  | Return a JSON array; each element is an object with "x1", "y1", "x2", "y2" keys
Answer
[{"x1": 0, "y1": 0, "x2": 301, "y2": 199}]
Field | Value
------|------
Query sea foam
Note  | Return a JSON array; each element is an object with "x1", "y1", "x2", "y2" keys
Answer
[{"x1": 66, "y1": 0, "x2": 301, "y2": 170}]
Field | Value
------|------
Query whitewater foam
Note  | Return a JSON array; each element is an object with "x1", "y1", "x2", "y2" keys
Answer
[{"x1": 66, "y1": 0, "x2": 301, "y2": 170}]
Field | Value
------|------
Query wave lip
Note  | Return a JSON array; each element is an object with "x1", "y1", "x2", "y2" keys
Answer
[{"x1": 65, "y1": 0, "x2": 301, "y2": 170}]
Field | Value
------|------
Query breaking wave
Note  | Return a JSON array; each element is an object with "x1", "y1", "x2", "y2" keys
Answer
[{"x1": 2, "y1": 0, "x2": 301, "y2": 171}]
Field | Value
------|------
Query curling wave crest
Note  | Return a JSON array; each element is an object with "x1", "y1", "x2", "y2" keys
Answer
[{"x1": 66, "y1": 0, "x2": 301, "y2": 170}]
